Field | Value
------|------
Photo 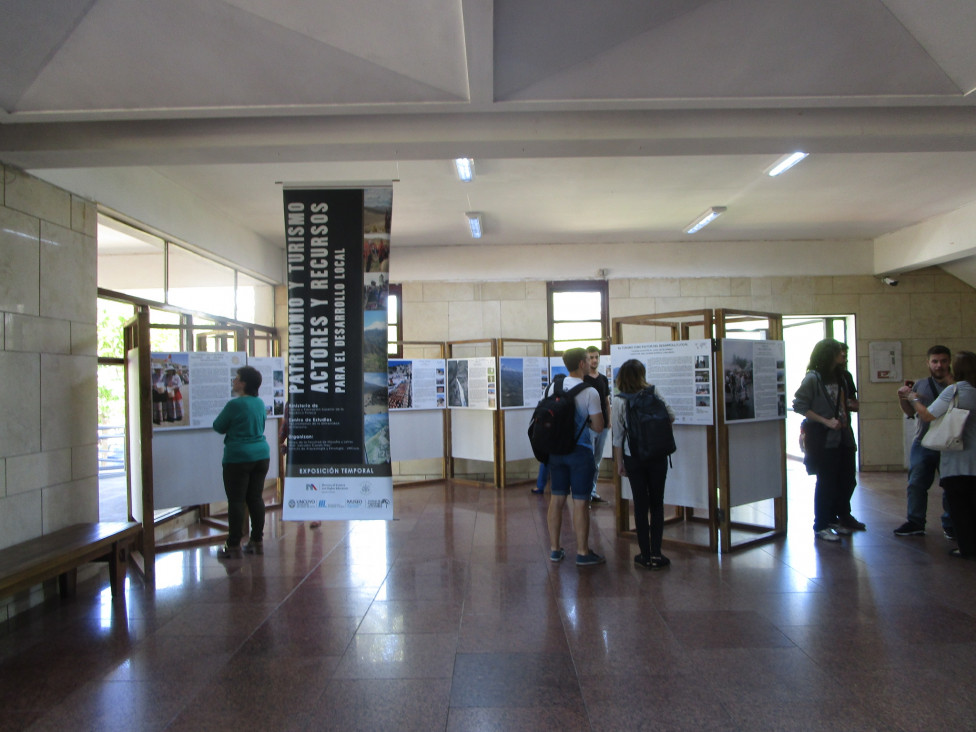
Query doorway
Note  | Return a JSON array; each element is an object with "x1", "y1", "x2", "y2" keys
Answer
[{"x1": 782, "y1": 315, "x2": 857, "y2": 460}]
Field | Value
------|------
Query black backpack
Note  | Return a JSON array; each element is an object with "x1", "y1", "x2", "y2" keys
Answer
[
  {"x1": 527, "y1": 374, "x2": 590, "y2": 464},
  {"x1": 623, "y1": 386, "x2": 676, "y2": 462}
]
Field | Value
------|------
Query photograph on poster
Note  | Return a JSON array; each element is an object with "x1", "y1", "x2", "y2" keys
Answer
[
  {"x1": 365, "y1": 372, "x2": 387, "y2": 413},
  {"x1": 500, "y1": 357, "x2": 524, "y2": 408},
  {"x1": 364, "y1": 272, "x2": 388, "y2": 310},
  {"x1": 388, "y1": 360, "x2": 412, "y2": 409},
  {"x1": 723, "y1": 340, "x2": 756, "y2": 421},
  {"x1": 363, "y1": 234, "x2": 390, "y2": 273},
  {"x1": 363, "y1": 311, "x2": 388, "y2": 373},
  {"x1": 448, "y1": 359, "x2": 469, "y2": 407},
  {"x1": 364, "y1": 412, "x2": 390, "y2": 464},
  {"x1": 151, "y1": 353, "x2": 190, "y2": 427}
]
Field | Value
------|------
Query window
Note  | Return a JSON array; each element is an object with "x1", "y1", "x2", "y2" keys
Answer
[
  {"x1": 387, "y1": 283, "x2": 402, "y2": 357},
  {"x1": 547, "y1": 280, "x2": 609, "y2": 354}
]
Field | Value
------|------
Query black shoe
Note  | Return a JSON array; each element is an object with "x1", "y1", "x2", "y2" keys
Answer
[
  {"x1": 839, "y1": 515, "x2": 866, "y2": 531},
  {"x1": 648, "y1": 555, "x2": 671, "y2": 570},
  {"x1": 590, "y1": 494, "x2": 607, "y2": 503},
  {"x1": 944, "y1": 528, "x2": 956, "y2": 540},
  {"x1": 634, "y1": 553, "x2": 652, "y2": 569},
  {"x1": 894, "y1": 521, "x2": 925, "y2": 536}
]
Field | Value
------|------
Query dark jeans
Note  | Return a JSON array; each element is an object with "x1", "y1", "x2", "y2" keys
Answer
[
  {"x1": 624, "y1": 453, "x2": 668, "y2": 557},
  {"x1": 813, "y1": 446, "x2": 855, "y2": 532},
  {"x1": 941, "y1": 475, "x2": 976, "y2": 556},
  {"x1": 907, "y1": 441, "x2": 951, "y2": 530},
  {"x1": 223, "y1": 458, "x2": 270, "y2": 547}
]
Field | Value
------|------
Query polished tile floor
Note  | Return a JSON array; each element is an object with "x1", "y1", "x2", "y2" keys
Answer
[{"x1": 3, "y1": 462, "x2": 976, "y2": 731}]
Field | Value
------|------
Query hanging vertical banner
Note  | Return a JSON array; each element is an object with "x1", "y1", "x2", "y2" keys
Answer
[{"x1": 281, "y1": 186, "x2": 394, "y2": 521}]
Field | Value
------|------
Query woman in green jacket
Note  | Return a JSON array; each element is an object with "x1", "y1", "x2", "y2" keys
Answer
[{"x1": 213, "y1": 365, "x2": 270, "y2": 558}]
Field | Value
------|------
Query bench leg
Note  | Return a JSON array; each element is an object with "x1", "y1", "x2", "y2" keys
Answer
[
  {"x1": 108, "y1": 543, "x2": 129, "y2": 598},
  {"x1": 58, "y1": 569, "x2": 77, "y2": 597}
]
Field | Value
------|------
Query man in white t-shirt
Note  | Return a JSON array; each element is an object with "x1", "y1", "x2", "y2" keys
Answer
[{"x1": 546, "y1": 348, "x2": 606, "y2": 567}]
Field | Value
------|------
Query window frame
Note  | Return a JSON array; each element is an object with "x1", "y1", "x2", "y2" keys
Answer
[
  {"x1": 546, "y1": 280, "x2": 610, "y2": 355},
  {"x1": 387, "y1": 283, "x2": 403, "y2": 358}
]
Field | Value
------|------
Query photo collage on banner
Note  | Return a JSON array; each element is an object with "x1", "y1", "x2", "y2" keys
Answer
[
  {"x1": 722, "y1": 339, "x2": 787, "y2": 423},
  {"x1": 388, "y1": 359, "x2": 447, "y2": 410},
  {"x1": 281, "y1": 187, "x2": 394, "y2": 521},
  {"x1": 150, "y1": 352, "x2": 285, "y2": 429},
  {"x1": 610, "y1": 341, "x2": 714, "y2": 425}
]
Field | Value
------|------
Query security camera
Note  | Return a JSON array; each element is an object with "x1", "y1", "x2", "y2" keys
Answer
[{"x1": 882, "y1": 277, "x2": 898, "y2": 287}]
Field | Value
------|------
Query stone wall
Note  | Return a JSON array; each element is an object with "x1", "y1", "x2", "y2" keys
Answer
[{"x1": 0, "y1": 165, "x2": 98, "y2": 619}]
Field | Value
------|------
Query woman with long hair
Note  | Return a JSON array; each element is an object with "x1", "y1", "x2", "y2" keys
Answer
[
  {"x1": 612, "y1": 359, "x2": 675, "y2": 569},
  {"x1": 907, "y1": 351, "x2": 976, "y2": 557},
  {"x1": 793, "y1": 339, "x2": 857, "y2": 542}
]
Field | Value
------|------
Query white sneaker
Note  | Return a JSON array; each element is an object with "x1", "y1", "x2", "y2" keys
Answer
[
  {"x1": 815, "y1": 529, "x2": 841, "y2": 542},
  {"x1": 828, "y1": 523, "x2": 853, "y2": 535}
]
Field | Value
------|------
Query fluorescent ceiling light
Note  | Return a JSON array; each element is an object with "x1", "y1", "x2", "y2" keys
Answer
[
  {"x1": 684, "y1": 206, "x2": 726, "y2": 234},
  {"x1": 767, "y1": 152, "x2": 809, "y2": 177},
  {"x1": 465, "y1": 212, "x2": 483, "y2": 238},
  {"x1": 454, "y1": 158, "x2": 475, "y2": 182}
]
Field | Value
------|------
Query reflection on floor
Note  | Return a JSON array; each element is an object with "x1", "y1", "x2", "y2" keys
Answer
[{"x1": 4, "y1": 463, "x2": 976, "y2": 731}]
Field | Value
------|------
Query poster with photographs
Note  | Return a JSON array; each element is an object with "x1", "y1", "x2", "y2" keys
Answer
[
  {"x1": 499, "y1": 357, "x2": 550, "y2": 409},
  {"x1": 610, "y1": 340, "x2": 713, "y2": 425},
  {"x1": 447, "y1": 357, "x2": 497, "y2": 409},
  {"x1": 150, "y1": 352, "x2": 284, "y2": 429},
  {"x1": 388, "y1": 358, "x2": 447, "y2": 410},
  {"x1": 722, "y1": 339, "x2": 787, "y2": 423},
  {"x1": 247, "y1": 356, "x2": 286, "y2": 417}
]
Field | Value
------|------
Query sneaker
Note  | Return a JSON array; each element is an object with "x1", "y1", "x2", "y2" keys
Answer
[
  {"x1": 590, "y1": 494, "x2": 607, "y2": 503},
  {"x1": 217, "y1": 543, "x2": 242, "y2": 559},
  {"x1": 893, "y1": 521, "x2": 925, "y2": 537},
  {"x1": 243, "y1": 540, "x2": 264, "y2": 555},
  {"x1": 839, "y1": 515, "x2": 867, "y2": 531},
  {"x1": 815, "y1": 529, "x2": 841, "y2": 543},
  {"x1": 944, "y1": 528, "x2": 956, "y2": 540},
  {"x1": 828, "y1": 523, "x2": 853, "y2": 536},
  {"x1": 576, "y1": 550, "x2": 606, "y2": 566},
  {"x1": 648, "y1": 555, "x2": 671, "y2": 570},
  {"x1": 634, "y1": 553, "x2": 652, "y2": 569},
  {"x1": 549, "y1": 548, "x2": 565, "y2": 563}
]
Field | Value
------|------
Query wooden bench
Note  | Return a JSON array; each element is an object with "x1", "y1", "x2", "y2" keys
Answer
[{"x1": 0, "y1": 522, "x2": 142, "y2": 601}]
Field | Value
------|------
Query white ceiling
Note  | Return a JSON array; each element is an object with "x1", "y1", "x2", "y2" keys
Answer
[{"x1": 2, "y1": 0, "x2": 976, "y2": 273}]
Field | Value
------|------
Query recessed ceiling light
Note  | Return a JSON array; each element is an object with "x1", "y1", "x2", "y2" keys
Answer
[
  {"x1": 454, "y1": 158, "x2": 475, "y2": 182},
  {"x1": 767, "y1": 152, "x2": 809, "y2": 177},
  {"x1": 684, "y1": 206, "x2": 726, "y2": 234},
  {"x1": 465, "y1": 212, "x2": 483, "y2": 238}
]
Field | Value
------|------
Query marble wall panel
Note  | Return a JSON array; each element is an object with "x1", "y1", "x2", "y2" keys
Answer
[
  {"x1": 40, "y1": 353, "x2": 97, "y2": 452},
  {"x1": 4, "y1": 167, "x2": 71, "y2": 228},
  {"x1": 40, "y1": 221, "x2": 97, "y2": 324},
  {"x1": 4, "y1": 313, "x2": 71, "y2": 354},
  {"x1": 0, "y1": 351, "x2": 41, "y2": 458},
  {"x1": 0, "y1": 206, "x2": 40, "y2": 316},
  {"x1": 5, "y1": 449, "x2": 72, "y2": 494}
]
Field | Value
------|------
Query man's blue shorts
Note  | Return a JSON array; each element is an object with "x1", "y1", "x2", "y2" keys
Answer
[{"x1": 548, "y1": 444, "x2": 596, "y2": 501}]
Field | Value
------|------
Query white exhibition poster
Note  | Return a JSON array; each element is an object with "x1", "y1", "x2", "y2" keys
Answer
[
  {"x1": 151, "y1": 351, "x2": 249, "y2": 430},
  {"x1": 611, "y1": 340, "x2": 713, "y2": 425},
  {"x1": 388, "y1": 358, "x2": 447, "y2": 409},
  {"x1": 447, "y1": 357, "x2": 497, "y2": 409},
  {"x1": 869, "y1": 341, "x2": 902, "y2": 382},
  {"x1": 500, "y1": 356, "x2": 550, "y2": 408},
  {"x1": 247, "y1": 356, "x2": 286, "y2": 417},
  {"x1": 721, "y1": 339, "x2": 787, "y2": 423}
]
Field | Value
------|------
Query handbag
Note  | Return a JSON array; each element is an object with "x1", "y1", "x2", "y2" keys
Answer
[
  {"x1": 801, "y1": 419, "x2": 829, "y2": 475},
  {"x1": 921, "y1": 388, "x2": 969, "y2": 451}
]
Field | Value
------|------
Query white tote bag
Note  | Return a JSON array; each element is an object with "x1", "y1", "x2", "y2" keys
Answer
[{"x1": 921, "y1": 389, "x2": 969, "y2": 451}]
